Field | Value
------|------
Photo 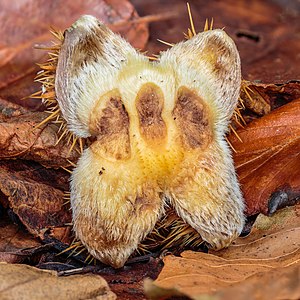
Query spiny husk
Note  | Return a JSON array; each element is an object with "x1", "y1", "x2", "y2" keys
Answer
[
  {"x1": 32, "y1": 29, "x2": 85, "y2": 155},
  {"x1": 33, "y1": 8, "x2": 253, "y2": 261},
  {"x1": 157, "y1": 7, "x2": 247, "y2": 151}
]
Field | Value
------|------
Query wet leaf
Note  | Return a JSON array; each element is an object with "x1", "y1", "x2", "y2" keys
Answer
[
  {"x1": 229, "y1": 98, "x2": 300, "y2": 215},
  {"x1": 0, "y1": 263, "x2": 116, "y2": 300},
  {"x1": 146, "y1": 204, "x2": 300, "y2": 300}
]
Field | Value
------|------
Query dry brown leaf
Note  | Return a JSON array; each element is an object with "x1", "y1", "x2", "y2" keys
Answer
[
  {"x1": 229, "y1": 98, "x2": 300, "y2": 215},
  {"x1": 146, "y1": 264, "x2": 300, "y2": 300},
  {"x1": 246, "y1": 82, "x2": 300, "y2": 111},
  {"x1": 0, "y1": 215, "x2": 42, "y2": 263},
  {"x1": 0, "y1": 0, "x2": 148, "y2": 107},
  {"x1": 146, "y1": 204, "x2": 300, "y2": 300},
  {"x1": 0, "y1": 263, "x2": 116, "y2": 300},
  {"x1": 0, "y1": 109, "x2": 80, "y2": 168},
  {"x1": 0, "y1": 160, "x2": 71, "y2": 239},
  {"x1": 97, "y1": 258, "x2": 163, "y2": 300},
  {"x1": 0, "y1": 98, "x2": 29, "y2": 117},
  {"x1": 212, "y1": 263, "x2": 300, "y2": 300},
  {"x1": 212, "y1": 203, "x2": 300, "y2": 258},
  {"x1": 238, "y1": 82, "x2": 300, "y2": 126}
]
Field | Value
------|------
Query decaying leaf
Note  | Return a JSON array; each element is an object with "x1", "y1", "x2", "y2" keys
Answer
[
  {"x1": 0, "y1": 160, "x2": 72, "y2": 239},
  {"x1": 145, "y1": 204, "x2": 300, "y2": 300},
  {"x1": 0, "y1": 108, "x2": 81, "y2": 168},
  {"x1": 0, "y1": 263, "x2": 116, "y2": 300},
  {"x1": 0, "y1": 98, "x2": 29, "y2": 118},
  {"x1": 0, "y1": 215, "x2": 42, "y2": 263},
  {"x1": 241, "y1": 82, "x2": 300, "y2": 116},
  {"x1": 229, "y1": 98, "x2": 300, "y2": 215},
  {"x1": 99, "y1": 257, "x2": 163, "y2": 299}
]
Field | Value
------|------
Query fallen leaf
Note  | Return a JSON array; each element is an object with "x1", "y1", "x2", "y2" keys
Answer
[
  {"x1": 213, "y1": 203, "x2": 300, "y2": 256},
  {"x1": 146, "y1": 264, "x2": 300, "y2": 300},
  {"x1": 239, "y1": 81, "x2": 300, "y2": 123},
  {"x1": 100, "y1": 258, "x2": 163, "y2": 300},
  {"x1": 35, "y1": 256, "x2": 163, "y2": 300},
  {"x1": 144, "y1": 279, "x2": 189, "y2": 300},
  {"x1": 0, "y1": 98, "x2": 29, "y2": 117},
  {"x1": 0, "y1": 263, "x2": 116, "y2": 300},
  {"x1": 229, "y1": 98, "x2": 300, "y2": 215},
  {"x1": 0, "y1": 215, "x2": 42, "y2": 263},
  {"x1": 0, "y1": 160, "x2": 72, "y2": 239},
  {"x1": 251, "y1": 82, "x2": 300, "y2": 110},
  {"x1": 212, "y1": 264, "x2": 300, "y2": 300},
  {"x1": 146, "y1": 204, "x2": 300, "y2": 300},
  {"x1": 0, "y1": 109, "x2": 80, "y2": 168}
]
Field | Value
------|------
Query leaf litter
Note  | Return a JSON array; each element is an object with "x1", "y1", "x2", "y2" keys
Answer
[
  {"x1": 145, "y1": 203, "x2": 300, "y2": 300},
  {"x1": 0, "y1": 0, "x2": 299, "y2": 299}
]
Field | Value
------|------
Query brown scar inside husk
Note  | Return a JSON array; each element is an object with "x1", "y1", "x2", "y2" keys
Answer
[
  {"x1": 89, "y1": 89, "x2": 130, "y2": 161},
  {"x1": 136, "y1": 83, "x2": 167, "y2": 144},
  {"x1": 173, "y1": 86, "x2": 213, "y2": 149}
]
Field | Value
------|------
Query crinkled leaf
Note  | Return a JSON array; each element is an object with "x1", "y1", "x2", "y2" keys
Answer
[
  {"x1": 0, "y1": 160, "x2": 71, "y2": 239},
  {"x1": 146, "y1": 204, "x2": 300, "y2": 300}
]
